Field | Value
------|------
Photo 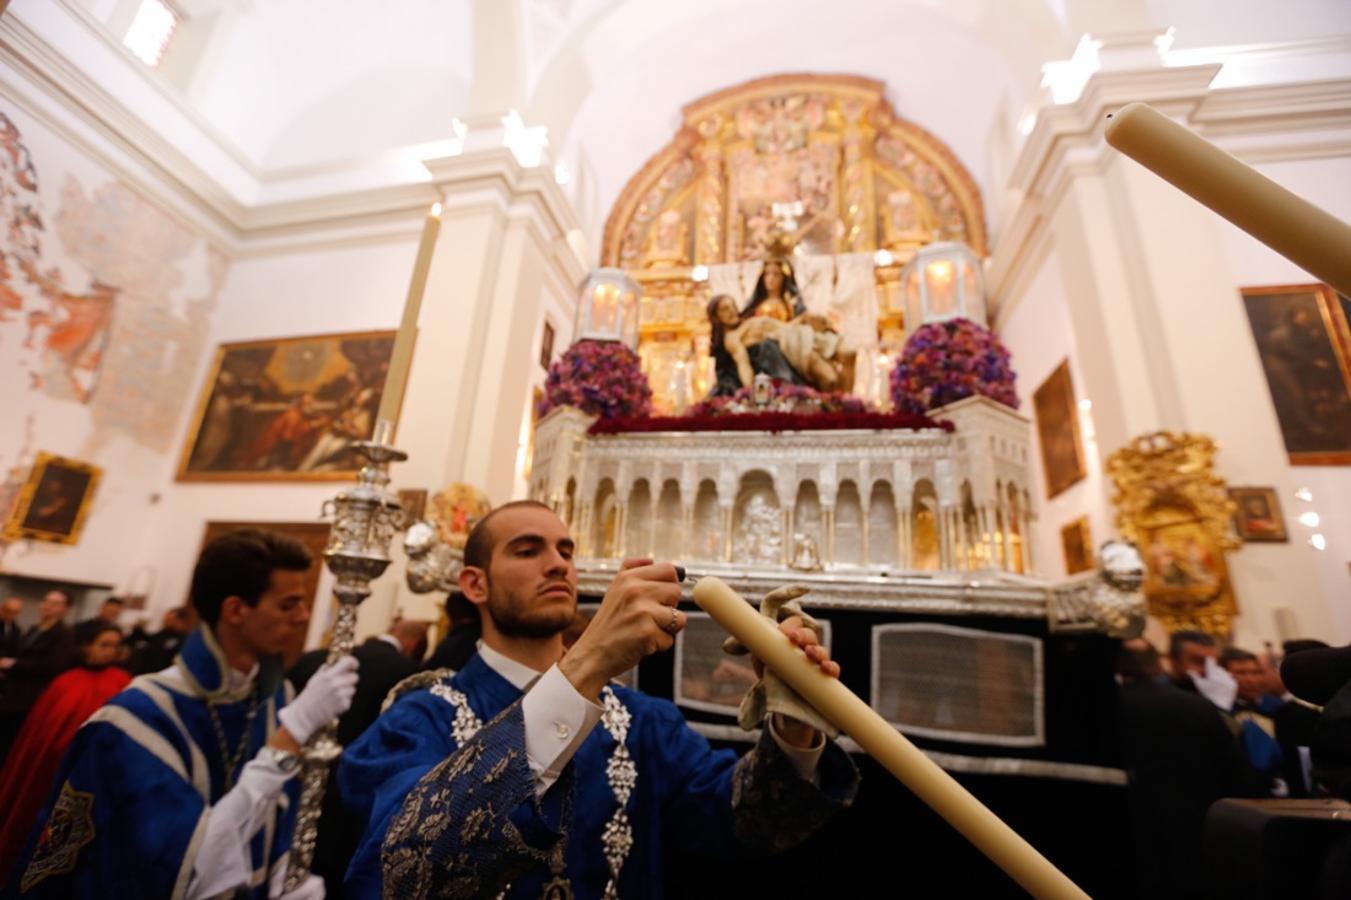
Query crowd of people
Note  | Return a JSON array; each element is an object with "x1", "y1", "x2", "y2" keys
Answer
[
  {"x1": 0, "y1": 513, "x2": 1345, "y2": 898},
  {"x1": 1115, "y1": 631, "x2": 1334, "y2": 897}
]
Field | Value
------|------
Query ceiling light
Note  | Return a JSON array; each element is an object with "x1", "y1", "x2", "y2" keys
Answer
[
  {"x1": 124, "y1": 0, "x2": 178, "y2": 67},
  {"x1": 1309, "y1": 533, "x2": 1327, "y2": 551},
  {"x1": 1298, "y1": 512, "x2": 1320, "y2": 528},
  {"x1": 1295, "y1": 487, "x2": 1313, "y2": 502}
]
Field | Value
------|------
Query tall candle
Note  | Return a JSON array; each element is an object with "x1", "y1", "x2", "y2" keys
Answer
[
  {"x1": 375, "y1": 201, "x2": 443, "y2": 438},
  {"x1": 692, "y1": 576, "x2": 1089, "y2": 900},
  {"x1": 1104, "y1": 103, "x2": 1351, "y2": 297}
]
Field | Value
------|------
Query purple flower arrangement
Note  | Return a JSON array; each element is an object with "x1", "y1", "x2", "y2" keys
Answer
[
  {"x1": 889, "y1": 317, "x2": 1018, "y2": 414},
  {"x1": 539, "y1": 339, "x2": 653, "y2": 420}
]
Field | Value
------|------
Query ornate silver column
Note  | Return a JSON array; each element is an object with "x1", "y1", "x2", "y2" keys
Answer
[{"x1": 285, "y1": 436, "x2": 407, "y2": 891}]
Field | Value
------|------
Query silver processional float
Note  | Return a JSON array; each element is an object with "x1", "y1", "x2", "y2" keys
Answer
[{"x1": 285, "y1": 107, "x2": 1351, "y2": 897}]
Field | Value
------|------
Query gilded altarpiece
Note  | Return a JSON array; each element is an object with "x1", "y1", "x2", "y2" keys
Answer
[
  {"x1": 1106, "y1": 433, "x2": 1239, "y2": 637},
  {"x1": 601, "y1": 75, "x2": 987, "y2": 414}
]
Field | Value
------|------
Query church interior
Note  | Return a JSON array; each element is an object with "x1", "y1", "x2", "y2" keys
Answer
[{"x1": 1, "y1": 0, "x2": 1351, "y2": 897}]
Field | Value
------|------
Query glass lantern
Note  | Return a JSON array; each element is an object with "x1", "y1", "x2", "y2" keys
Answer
[
  {"x1": 899, "y1": 242, "x2": 987, "y2": 328},
  {"x1": 574, "y1": 268, "x2": 642, "y2": 350}
]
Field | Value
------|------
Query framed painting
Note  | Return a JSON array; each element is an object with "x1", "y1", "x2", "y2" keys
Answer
[
  {"x1": 1033, "y1": 360, "x2": 1087, "y2": 499},
  {"x1": 3, "y1": 452, "x2": 102, "y2": 545},
  {"x1": 199, "y1": 521, "x2": 331, "y2": 665},
  {"x1": 1241, "y1": 284, "x2": 1351, "y2": 464},
  {"x1": 540, "y1": 320, "x2": 556, "y2": 372},
  {"x1": 1228, "y1": 486, "x2": 1288, "y2": 543},
  {"x1": 177, "y1": 330, "x2": 405, "y2": 482},
  {"x1": 1060, "y1": 516, "x2": 1093, "y2": 575}
]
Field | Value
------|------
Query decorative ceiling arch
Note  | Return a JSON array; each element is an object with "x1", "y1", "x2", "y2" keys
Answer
[{"x1": 601, "y1": 73, "x2": 988, "y2": 269}]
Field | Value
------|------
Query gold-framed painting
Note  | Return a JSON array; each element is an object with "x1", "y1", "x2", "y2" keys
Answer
[
  {"x1": 3, "y1": 452, "x2": 102, "y2": 545},
  {"x1": 1241, "y1": 283, "x2": 1351, "y2": 465},
  {"x1": 177, "y1": 330, "x2": 406, "y2": 482},
  {"x1": 1060, "y1": 516, "x2": 1093, "y2": 575},
  {"x1": 1228, "y1": 486, "x2": 1288, "y2": 543},
  {"x1": 199, "y1": 521, "x2": 331, "y2": 666},
  {"x1": 1033, "y1": 360, "x2": 1087, "y2": 499}
]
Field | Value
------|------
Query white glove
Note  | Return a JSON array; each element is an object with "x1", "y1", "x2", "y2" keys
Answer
[
  {"x1": 1190, "y1": 657, "x2": 1237, "y2": 710},
  {"x1": 278, "y1": 655, "x2": 359, "y2": 744},
  {"x1": 270, "y1": 868, "x2": 325, "y2": 900}
]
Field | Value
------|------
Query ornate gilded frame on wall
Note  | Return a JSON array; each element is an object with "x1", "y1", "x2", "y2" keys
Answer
[
  {"x1": 1106, "y1": 432, "x2": 1239, "y2": 637},
  {"x1": 3, "y1": 452, "x2": 102, "y2": 545},
  {"x1": 1060, "y1": 516, "x2": 1094, "y2": 575}
]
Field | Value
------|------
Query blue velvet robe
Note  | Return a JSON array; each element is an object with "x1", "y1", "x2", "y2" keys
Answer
[
  {"x1": 5, "y1": 626, "x2": 299, "y2": 899},
  {"x1": 338, "y1": 653, "x2": 858, "y2": 899}
]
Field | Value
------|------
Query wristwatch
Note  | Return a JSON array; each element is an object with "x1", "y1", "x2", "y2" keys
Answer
[{"x1": 259, "y1": 745, "x2": 302, "y2": 775}]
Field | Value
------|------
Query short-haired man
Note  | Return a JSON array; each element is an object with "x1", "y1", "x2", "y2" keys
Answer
[
  {"x1": 339, "y1": 501, "x2": 858, "y2": 898},
  {"x1": 9, "y1": 529, "x2": 360, "y2": 899},
  {"x1": 74, "y1": 596, "x2": 125, "y2": 645},
  {"x1": 1220, "y1": 645, "x2": 1287, "y2": 791},
  {"x1": 0, "y1": 591, "x2": 75, "y2": 765}
]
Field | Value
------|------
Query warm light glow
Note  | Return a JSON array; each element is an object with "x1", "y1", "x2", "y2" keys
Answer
[
  {"x1": 1295, "y1": 487, "x2": 1314, "y2": 502},
  {"x1": 874, "y1": 249, "x2": 894, "y2": 267},
  {"x1": 1309, "y1": 533, "x2": 1327, "y2": 551},
  {"x1": 1299, "y1": 511, "x2": 1320, "y2": 527},
  {"x1": 1078, "y1": 399, "x2": 1092, "y2": 411},
  {"x1": 691, "y1": 265, "x2": 709, "y2": 283},
  {"x1": 928, "y1": 260, "x2": 954, "y2": 283},
  {"x1": 430, "y1": 202, "x2": 442, "y2": 218},
  {"x1": 124, "y1": 0, "x2": 177, "y2": 67}
]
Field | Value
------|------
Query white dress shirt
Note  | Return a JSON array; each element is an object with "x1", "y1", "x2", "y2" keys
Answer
[{"x1": 475, "y1": 642, "x2": 826, "y2": 793}]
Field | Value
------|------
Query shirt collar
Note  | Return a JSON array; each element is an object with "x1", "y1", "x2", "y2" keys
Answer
[
  {"x1": 475, "y1": 641, "x2": 545, "y2": 692},
  {"x1": 377, "y1": 634, "x2": 402, "y2": 651}
]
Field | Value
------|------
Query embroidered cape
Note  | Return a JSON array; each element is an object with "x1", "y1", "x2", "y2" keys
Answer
[
  {"x1": 5, "y1": 627, "x2": 299, "y2": 899},
  {"x1": 338, "y1": 652, "x2": 858, "y2": 899}
]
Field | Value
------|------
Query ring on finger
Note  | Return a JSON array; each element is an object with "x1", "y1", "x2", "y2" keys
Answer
[{"x1": 665, "y1": 605, "x2": 680, "y2": 634}]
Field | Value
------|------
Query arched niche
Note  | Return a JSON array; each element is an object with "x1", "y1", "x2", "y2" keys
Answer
[
  {"x1": 868, "y1": 481, "x2": 898, "y2": 566},
  {"x1": 626, "y1": 479, "x2": 653, "y2": 557},
  {"x1": 1007, "y1": 482, "x2": 1025, "y2": 574},
  {"x1": 692, "y1": 479, "x2": 723, "y2": 561},
  {"x1": 654, "y1": 479, "x2": 683, "y2": 559},
  {"x1": 835, "y1": 480, "x2": 864, "y2": 566},
  {"x1": 794, "y1": 481, "x2": 824, "y2": 554},
  {"x1": 731, "y1": 470, "x2": 781, "y2": 566},
  {"x1": 592, "y1": 479, "x2": 618, "y2": 558},
  {"x1": 911, "y1": 479, "x2": 939, "y2": 571},
  {"x1": 960, "y1": 480, "x2": 981, "y2": 569},
  {"x1": 563, "y1": 477, "x2": 576, "y2": 528}
]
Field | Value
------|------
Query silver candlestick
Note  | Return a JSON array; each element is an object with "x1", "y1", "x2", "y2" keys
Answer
[{"x1": 285, "y1": 434, "x2": 407, "y2": 891}]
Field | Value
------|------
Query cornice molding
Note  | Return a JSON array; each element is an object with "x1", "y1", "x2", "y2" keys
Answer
[{"x1": 988, "y1": 64, "x2": 1351, "y2": 318}]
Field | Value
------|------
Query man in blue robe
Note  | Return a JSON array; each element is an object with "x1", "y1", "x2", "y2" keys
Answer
[
  {"x1": 7, "y1": 529, "x2": 359, "y2": 899},
  {"x1": 339, "y1": 500, "x2": 858, "y2": 899}
]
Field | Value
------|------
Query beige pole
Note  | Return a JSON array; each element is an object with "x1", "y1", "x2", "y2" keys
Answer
[
  {"x1": 1104, "y1": 102, "x2": 1351, "y2": 297},
  {"x1": 374, "y1": 201, "x2": 443, "y2": 441},
  {"x1": 693, "y1": 576, "x2": 1089, "y2": 900}
]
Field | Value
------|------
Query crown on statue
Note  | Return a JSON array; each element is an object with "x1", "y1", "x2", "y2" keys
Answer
[{"x1": 762, "y1": 229, "x2": 798, "y2": 260}]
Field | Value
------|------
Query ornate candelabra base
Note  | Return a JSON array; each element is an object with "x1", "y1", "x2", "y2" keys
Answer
[{"x1": 285, "y1": 439, "x2": 407, "y2": 891}]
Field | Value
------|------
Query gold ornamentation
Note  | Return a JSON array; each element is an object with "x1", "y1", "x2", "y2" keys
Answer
[
  {"x1": 1105, "y1": 432, "x2": 1239, "y2": 637},
  {"x1": 3, "y1": 451, "x2": 102, "y2": 545},
  {"x1": 21, "y1": 782, "x2": 97, "y2": 892}
]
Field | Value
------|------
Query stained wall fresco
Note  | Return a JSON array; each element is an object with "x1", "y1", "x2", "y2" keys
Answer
[{"x1": 0, "y1": 105, "x2": 223, "y2": 571}]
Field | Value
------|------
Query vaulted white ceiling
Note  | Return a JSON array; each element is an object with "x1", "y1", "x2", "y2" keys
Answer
[{"x1": 35, "y1": 0, "x2": 1351, "y2": 245}]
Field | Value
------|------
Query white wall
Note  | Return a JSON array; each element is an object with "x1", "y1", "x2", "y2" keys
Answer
[
  {"x1": 996, "y1": 240, "x2": 1113, "y2": 581},
  {"x1": 1212, "y1": 156, "x2": 1351, "y2": 642},
  {"x1": 128, "y1": 237, "x2": 420, "y2": 640},
  {"x1": 0, "y1": 100, "x2": 224, "y2": 609}
]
